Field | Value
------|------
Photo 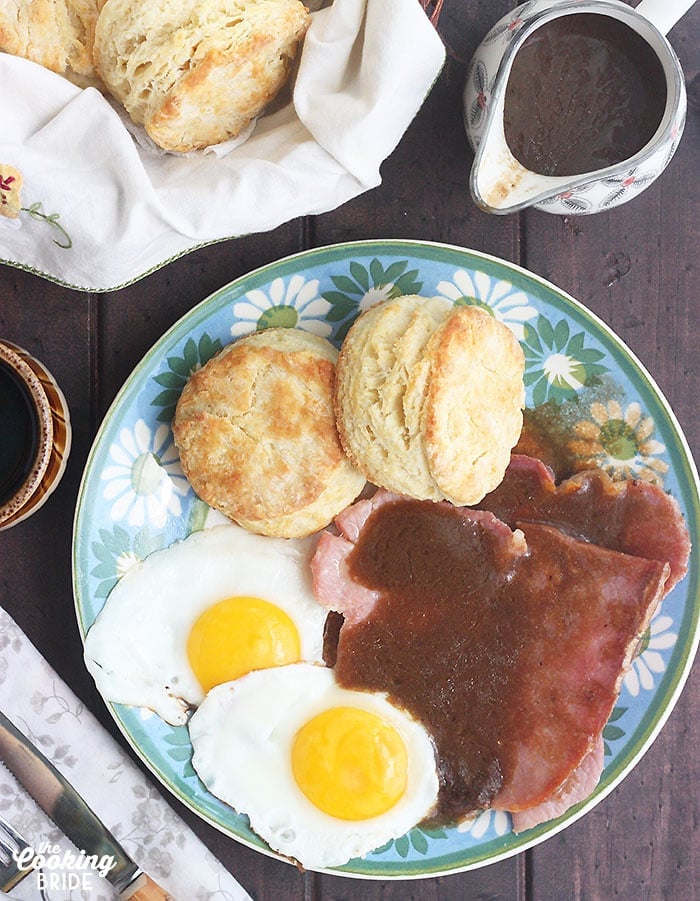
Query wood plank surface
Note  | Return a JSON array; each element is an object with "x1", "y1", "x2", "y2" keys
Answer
[{"x1": 0, "y1": 1, "x2": 697, "y2": 899}]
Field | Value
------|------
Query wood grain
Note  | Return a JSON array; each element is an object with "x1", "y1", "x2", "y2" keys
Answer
[{"x1": 0, "y1": 1, "x2": 697, "y2": 899}]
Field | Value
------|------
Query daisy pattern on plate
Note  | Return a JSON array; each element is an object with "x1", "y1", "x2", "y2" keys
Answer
[
  {"x1": 230, "y1": 275, "x2": 332, "y2": 338},
  {"x1": 321, "y1": 258, "x2": 424, "y2": 341},
  {"x1": 101, "y1": 419, "x2": 189, "y2": 528},
  {"x1": 370, "y1": 824, "x2": 449, "y2": 860},
  {"x1": 623, "y1": 608, "x2": 677, "y2": 697},
  {"x1": 115, "y1": 549, "x2": 141, "y2": 580},
  {"x1": 568, "y1": 400, "x2": 669, "y2": 485},
  {"x1": 521, "y1": 316, "x2": 609, "y2": 405},
  {"x1": 90, "y1": 524, "x2": 165, "y2": 599},
  {"x1": 457, "y1": 808, "x2": 510, "y2": 839},
  {"x1": 435, "y1": 269, "x2": 538, "y2": 340},
  {"x1": 150, "y1": 333, "x2": 223, "y2": 423}
]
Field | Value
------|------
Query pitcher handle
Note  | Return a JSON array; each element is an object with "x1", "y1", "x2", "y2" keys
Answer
[{"x1": 634, "y1": 0, "x2": 697, "y2": 35}]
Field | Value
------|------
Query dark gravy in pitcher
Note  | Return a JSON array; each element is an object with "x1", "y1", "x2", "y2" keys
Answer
[{"x1": 503, "y1": 14, "x2": 667, "y2": 177}]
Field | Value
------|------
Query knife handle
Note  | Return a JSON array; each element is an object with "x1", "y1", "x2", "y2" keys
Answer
[{"x1": 122, "y1": 874, "x2": 174, "y2": 900}]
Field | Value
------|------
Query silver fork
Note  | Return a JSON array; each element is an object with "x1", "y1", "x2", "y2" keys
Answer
[{"x1": 0, "y1": 814, "x2": 36, "y2": 892}]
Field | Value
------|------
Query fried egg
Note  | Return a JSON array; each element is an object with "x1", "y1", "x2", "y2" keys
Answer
[
  {"x1": 188, "y1": 663, "x2": 439, "y2": 869},
  {"x1": 83, "y1": 524, "x2": 326, "y2": 725}
]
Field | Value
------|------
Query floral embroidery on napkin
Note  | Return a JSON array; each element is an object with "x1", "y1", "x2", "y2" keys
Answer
[
  {"x1": 0, "y1": 165, "x2": 22, "y2": 218},
  {"x1": 0, "y1": 608, "x2": 252, "y2": 900},
  {"x1": 24, "y1": 201, "x2": 74, "y2": 249},
  {"x1": 0, "y1": 166, "x2": 74, "y2": 247}
]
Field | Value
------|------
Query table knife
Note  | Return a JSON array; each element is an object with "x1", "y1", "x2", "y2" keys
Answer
[{"x1": 0, "y1": 710, "x2": 172, "y2": 899}]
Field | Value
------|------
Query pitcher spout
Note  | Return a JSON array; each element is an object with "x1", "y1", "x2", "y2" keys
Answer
[
  {"x1": 464, "y1": 6, "x2": 583, "y2": 216},
  {"x1": 469, "y1": 116, "x2": 576, "y2": 215}
]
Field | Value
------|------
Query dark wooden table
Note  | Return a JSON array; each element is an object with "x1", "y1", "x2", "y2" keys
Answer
[{"x1": 1, "y1": 3, "x2": 698, "y2": 899}]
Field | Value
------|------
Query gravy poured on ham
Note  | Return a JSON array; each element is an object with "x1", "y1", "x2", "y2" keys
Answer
[{"x1": 311, "y1": 471, "x2": 675, "y2": 828}]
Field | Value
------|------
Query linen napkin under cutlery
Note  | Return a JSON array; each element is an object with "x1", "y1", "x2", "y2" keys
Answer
[
  {"x1": 0, "y1": 608, "x2": 252, "y2": 900},
  {"x1": 0, "y1": 0, "x2": 445, "y2": 291}
]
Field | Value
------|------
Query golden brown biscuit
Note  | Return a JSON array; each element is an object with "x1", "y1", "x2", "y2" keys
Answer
[
  {"x1": 173, "y1": 328, "x2": 365, "y2": 538},
  {"x1": 334, "y1": 295, "x2": 453, "y2": 500},
  {"x1": 420, "y1": 305, "x2": 525, "y2": 505},
  {"x1": 94, "y1": 0, "x2": 310, "y2": 153},
  {"x1": 0, "y1": 0, "x2": 105, "y2": 87},
  {"x1": 335, "y1": 298, "x2": 525, "y2": 505}
]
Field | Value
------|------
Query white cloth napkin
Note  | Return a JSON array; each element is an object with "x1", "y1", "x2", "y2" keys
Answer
[
  {"x1": 0, "y1": 0, "x2": 445, "y2": 292},
  {"x1": 0, "y1": 608, "x2": 252, "y2": 900}
]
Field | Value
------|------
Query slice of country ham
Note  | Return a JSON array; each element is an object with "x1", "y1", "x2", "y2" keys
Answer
[
  {"x1": 475, "y1": 454, "x2": 689, "y2": 594},
  {"x1": 311, "y1": 490, "x2": 401, "y2": 625},
  {"x1": 312, "y1": 531, "x2": 381, "y2": 626},
  {"x1": 311, "y1": 494, "x2": 669, "y2": 826},
  {"x1": 509, "y1": 737, "x2": 605, "y2": 833},
  {"x1": 488, "y1": 522, "x2": 667, "y2": 815},
  {"x1": 311, "y1": 489, "x2": 527, "y2": 625}
]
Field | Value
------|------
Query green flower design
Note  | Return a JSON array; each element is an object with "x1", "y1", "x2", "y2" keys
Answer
[
  {"x1": 324, "y1": 258, "x2": 423, "y2": 341},
  {"x1": 603, "y1": 706, "x2": 628, "y2": 757},
  {"x1": 371, "y1": 825, "x2": 449, "y2": 859},
  {"x1": 522, "y1": 316, "x2": 609, "y2": 406},
  {"x1": 150, "y1": 334, "x2": 223, "y2": 423},
  {"x1": 162, "y1": 726, "x2": 197, "y2": 780},
  {"x1": 90, "y1": 524, "x2": 164, "y2": 598}
]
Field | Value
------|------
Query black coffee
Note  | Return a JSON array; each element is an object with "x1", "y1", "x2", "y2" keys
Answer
[{"x1": 0, "y1": 359, "x2": 40, "y2": 506}]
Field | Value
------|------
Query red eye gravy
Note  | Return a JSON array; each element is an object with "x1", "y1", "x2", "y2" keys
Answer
[
  {"x1": 503, "y1": 14, "x2": 666, "y2": 177},
  {"x1": 311, "y1": 459, "x2": 688, "y2": 827}
]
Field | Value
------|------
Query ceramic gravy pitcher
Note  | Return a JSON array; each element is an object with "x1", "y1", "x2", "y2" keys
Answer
[{"x1": 464, "y1": 0, "x2": 693, "y2": 215}]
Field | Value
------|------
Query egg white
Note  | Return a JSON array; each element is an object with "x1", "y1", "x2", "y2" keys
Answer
[
  {"x1": 188, "y1": 663, "x2": 439, "y2": 869},
  {"x1": 83, "y1": 524, "x2": 326, "y2": 725}
]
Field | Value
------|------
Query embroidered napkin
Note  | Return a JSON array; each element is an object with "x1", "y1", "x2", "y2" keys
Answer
[
  {"x1": 0, "y1": 608, "x2": 252, "y2": 900},
  {"x1": 0, "y1": 0, "x2": 445, "y2": 292}
]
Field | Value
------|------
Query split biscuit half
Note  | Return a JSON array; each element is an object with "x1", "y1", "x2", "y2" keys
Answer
[
  {"x1": 94, "y1": 0, "x2": 310, "y2": 152},
  {"x1": 335, "y1": 296, "x2": 525, "y2": 505},
  {"x1": 172, "y1": 327, "x2": 366, "y2": 538},
  {"x1": 0, "y1": 0, "x2": 106, "y2": 87}
]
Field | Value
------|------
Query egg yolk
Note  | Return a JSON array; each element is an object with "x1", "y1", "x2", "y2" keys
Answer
[
  {"x1": 291, "y1": 706, "x2": 408, "y2": 820},
  {"x1": 187, "y1": 596, "x2": 301, "y2": 692}
]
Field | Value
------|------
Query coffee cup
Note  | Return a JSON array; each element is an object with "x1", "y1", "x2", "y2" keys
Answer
[{"x1": 0, "y1": 341, "x2": 71, "y2": 530}]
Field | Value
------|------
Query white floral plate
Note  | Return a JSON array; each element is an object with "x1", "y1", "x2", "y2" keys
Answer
[{"x1": 72, "y1": 240, "x2": 699, "y2": 878}]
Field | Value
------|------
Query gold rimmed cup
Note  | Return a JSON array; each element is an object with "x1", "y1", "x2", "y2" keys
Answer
[{"x1": 0, "y1": 341, "x2": 71, "y2": 530}]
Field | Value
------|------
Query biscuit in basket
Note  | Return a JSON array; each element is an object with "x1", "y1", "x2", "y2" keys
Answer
[
  {"x1": 172, "y1": 328, "x2": 366, "y2": 538},
  {"x1": 335, "y1": 297, "x2": 525, "y2": 506},
  {"x1": 94, "y1": 0, "x2": 311, "y2": 153},
  {"x1": 0, "y1": 0, "x2": 105, "y2": 87}
]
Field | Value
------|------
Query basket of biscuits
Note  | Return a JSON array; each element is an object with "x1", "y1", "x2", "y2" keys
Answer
[{"x1": 0, "y1": 0, "x2": 445, "y2": 288}]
